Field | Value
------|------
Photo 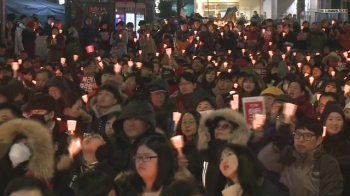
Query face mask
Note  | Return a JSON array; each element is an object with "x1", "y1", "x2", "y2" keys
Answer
[
  {"x1": 30, "y1": 113, "x2": 50, "y2": 125},
  {"x1": 167, "y1": 79, "x2": 176, "y2": 86},
  {"x1": 9, "y1": 143, "x2": 31, "y2": 165},
  {"x1": 283, "y1": 84, "x2": 289, "y2": 91}
]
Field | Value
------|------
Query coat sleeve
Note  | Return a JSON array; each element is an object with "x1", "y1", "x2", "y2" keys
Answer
[
  {"x1": 319, "y1": 159, "x2": 343, "y2": 196},
  {"x1": 16, "y1": 31, "x2": 24, "y2": 51}
]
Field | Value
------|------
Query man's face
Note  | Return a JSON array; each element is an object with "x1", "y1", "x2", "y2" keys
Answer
[
  {"x1": 141, "y1": 68, "x2": 152, "y2": 77},
  {"x1": 123, "y1": 118, "x2": 149, "y2": 140},
  {"x1": 150, "y1": 91, "x2": 166, "y2": 108},
  {"x1": 217, "y1": 79, "x2": 231, "y2": 90},
  {"x1": 294, "y1": 128, "x2": 322, "y2": 154},
  {"x1": 97, "y1": 90, "x2": 117, "y2": 108},
  {"x1": 319, "y1": 96, "x2": 335, "y2": 114},
  {"x1": 192, "y1": 59, "x2": 203, "y2": 72},
  {"x1": 85, "y1": 19, "x2": 92, "y2": 26},
  {"x1": 48, "y1": 86, "x2": 61, "y2": 100},
  {"x1": 36, "y1": 72, "x2": 49, "y2": 88},
  {"x1": 194, "y1": 22, "x2": 200, "y2": 29},
  {"x1": 0, "y1": 109, "x2": 16, "y2": 124}
]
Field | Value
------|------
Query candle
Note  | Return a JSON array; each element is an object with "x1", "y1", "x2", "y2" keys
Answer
[
  {"x1": 230, "y1": 94, "x2": 239, "y2": 110},
  {"x1": 135, "y1": 62, "x2": 142, "y2": 69},
  {"x1": 165, "y1": 48, "x2": 172, "y2": 56},
  {"x1": 343, "y1": 52, "x2": 348, "y2": 58},
  {"x1": 297, "y1": 63, "x2": 302, "y2": 69},
  {"x1": 196, "y1": 36, "x2": 199, "y2": 41},
  {"x1": 331, "y1": 71, "x2": 335, "y2": 77},
  {"x1": 119, "y1": 34, "x2": 122, "y2": 39},
  {"x1": 281, "y1": 54, "x2": 286, "y2": 60},
  {"x1": 73, "y1": 55, "x2": 79, "y2": 62},
  {"x1": 282, "y1": 103, "x2": 297, "y2": 123},
  {"x1": 262, "y1": 29, "x2": 265, "y2": 34},
  {"x1": 322, "y1": 126, "x2": 327, "y2": 137},
  {"x1": 114, "y1": 64, "x2": 122, "y2": 73},
  {"x1": 134, "y1": 38, "x2": 137, "y2": 43},
  {"x1": 67, "y1": 120, "x2": 77, "y2": 132},
  {"x1": 82, "y1": 95, "x2": 88, "y2": 103},
  {"x1": 56, "y1": 118, "x2": 61, "y2": 121},
  {"x1": 306, "y1": 55, "x2": 311, "y2": 61},
  {"x1": 252, "y1": 60, "x2": 256, "y2": 65},
  {"x1": 128, "y1": 61, "x2": 133, "y2": 67},
  {"x1": 293, "y1": 52, "x2": 297, "y2": 56},
  {"x1": 61, "y1": 58, "x2": 66, "y2": 65},
  {"x1": 98, "y1": 61, "x2": 104, "y2": 68},
  {"x1": 11, "y1": 62, "x2": 19, "y2": 71},
  {"x1": 18, "y1": 59, "x2": 22, "y2": 65},
  {"x1": 182, "y1": 50, "x2": 185, "y2": 54},
  {"x1": 220, "y1": 32, "x2": 224, "y2": 36},
  {"x1": 96, "y1": 56, "x2": 101, "y2": 62},
  {"x1": 238, "y1": 32, "x2": 241, "y2": 36},
  {"x1": 171, "y1": 135, "x2": 184, "y2": 150},
  {"x1": 163, "y1": 44, "x2": 167, "y2": 48},
  {"x1": 59, "y1": 29, "x2": 62, "y2": 34},
  {"x1": 173, "y1": 112, "x2": 182, "y2": 127},
  {"x1": 138, "y1": 50, "x2": 142, "y2": 55},
  {"x1": 195, "y1": 44, "x2": 198, "y2": 48},
  {"x1": 283, "y1": 32, "x2": 286, "y2": 37},
  {"x1": 309, "y1": 76, "x2": 314, "y2": 84},
  {"x1": 223, "y1": 62, "x2": 228, "y2": 68},
  {"x1": 317, "y1": 93, "x2": 321, "y2": 101},
  {"x1": 286, "y1": 46, "x2": 291, "y2": 52},
  {"x1": 194, "y1": 30, "x2": 197, "y2": 35},
  {"x1": 269, "y1": 42, "x2": 272, "y2": 46},
  {"x1": 217, "y1": 71, "x2": 221, "y2": 76},
  {"x1": 32, "y1": 80, "x2": 36, "y2": 84},
  {"x1": 234, "y1": 83, "x2": 238, "y2": 88},
  {"x1": 229, "y1": 91, "x2": 236, "y2": 95},
  {"x1": 52, "y1": 34, "x2": 56, "y2": 39},
  {"x1": 228, "y1": 50, "x2": 232, "y2": 55},
  {"x1": 86, "y1": 45, "x2": 94, "y2": 53},
  {"x1": 228, "y1": 69, "x2": 232, "y2": 73},
  {"x1": 207, "y1": 56, "x2": 212, "y2": 61},
  {"x1": 252, "y1": 114, "x2": 266, "y2": 130},
  {"x1": 156, "y1": 52, "x2": 159, "y2": 57},
  {"x1": 268, "y1": 51, "x2": 273, "y2": 57},
  {"x1": 301, "y1": 26, "x2": 304, "y2": 30},
  {"x1": 146, "y1": 33, "x2": 150, "y2": 38},
  {"x1": 244, "y1": 35, "x2": 247, "y2": 40},
  {"x1": 242, "y1": 49, "x2": 245, "y2": 54}
]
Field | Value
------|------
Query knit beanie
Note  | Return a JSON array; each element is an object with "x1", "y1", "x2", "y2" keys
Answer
[
  {"x1": 321, "y1": 101, "x2": 346, "y2": 123},
  {"x1": 260, "y1": 87, "x2": 284, "y2": 97}
]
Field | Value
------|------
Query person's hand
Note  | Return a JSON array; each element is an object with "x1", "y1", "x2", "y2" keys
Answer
[
  {"x1": 252, "y1": 127, "x2": 265, "y2": 143},
  {"x1": 177, "y1": 154, "x2": 189, "y2": 168},
  {"x1": 68, "y1": 139, "x2": 81, "y2": 159},
  {"x1": 57, "y1": 155, "x2": 73, "y2": 171}
]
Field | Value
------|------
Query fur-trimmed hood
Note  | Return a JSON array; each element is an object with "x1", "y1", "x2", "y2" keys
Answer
[
  {"x1": 197, "y1": 109, "x2": 251, "y2": 151},
  {"x1": 0, "y1": 119, "x2": 55, "y2": 179}
]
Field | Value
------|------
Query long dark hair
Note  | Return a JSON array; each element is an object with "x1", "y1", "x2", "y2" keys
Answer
[
  {"x1": 218, "y1": 143, "x2": 265, "y2": 196},
  {"x1": 200, "y1": 67, "x2": 217, "y2": 89},
  {"x1": 174, "y1": 110, "x2": 201, "y2": 141},
  {"x1": 129, "y1": 133, "x2": 177, "y2": 194},
  {"x1": 239, "y1": 74, "x2": 262, "y2": 97},
  {"x1": 288, "y1": 80, "x2": 311, "y2": 100}
]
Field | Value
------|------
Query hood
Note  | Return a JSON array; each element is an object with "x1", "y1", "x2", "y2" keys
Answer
[
  {"x1": 45, "y1": 76, "x2": 70, "y2": 92},
  {"x1": 146, "y1": 79, "x2": 178, "y2": 111},
  {"x1": 92, "y1": 104, "x2": 122, "y2": 118},
  {"x1": 113, "y1": 100, "x2": 156, "y2": 131},
  {"x1": 197, "y1": 109, "x2": 251, "y2": 151},
  {"x1": 0, "y1": 119, "x2": 55, "y2": 179}
]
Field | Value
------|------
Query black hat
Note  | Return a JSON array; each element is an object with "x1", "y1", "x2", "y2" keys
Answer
[
  {"x1": 274, "y1": 94, "x2": 297, "y2": 105},
  {"x1": 138, "y1": 20, "x2": 146, "y2": 26},
  {"x1": 179, "y1": 20, "x2": 187, "y2": 25},
  {"x1": 126, "y1": 22, "x2": 134, "y2": 28},
  {"x1": 116, "y1": 21, "x2": 125, "y2": 27},
  {"x1": 148, "y1": 85, "x2": 167, "y2": 93},
  {"x1": 161, "y1": 68, "x2": 176, "y2": 79},
  {"x1": 320, "y1": 101, "x2": 346, "y2": 123}
]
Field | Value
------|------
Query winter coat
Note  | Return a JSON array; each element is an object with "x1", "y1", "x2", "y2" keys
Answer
[
  {"x1": 90, "y1": 104, "x2": 122, "y2": 133},
  {"x1": 5, "y1": 29, "x2": 24, "y2": 56},
  {"x1": 110, "y1": 100, "x2": 156, "y2": 172},
  {"x1": 21, "y1": 28, "x2": 36, "y2": 58},
  {"x1": 279, "y1": 146, "x2": 343, "y2": 196},
  {"x1": 46, "y1": 34, "x2": 65, "y2": 62},
  {"x1": 295, "y1": 95, "x2": 315, "y2": 117},
  {"x1": 139, "y1": 37, "x2": 157, "y2": 57},
  {"x1": 0, "y1": 119, "x2": 55, "y2": 194},
  {"x1": 110, "y1": 30, "x2": 128, "y2": 56},
  {"x1": 197, "y1": 109, "x2": 252, "y2": 196},
  {"x1": 307, "y1": 31, "x2": 327, "y2": 51},
  {"x1": 323, "y1": 126, "x2": 350, "y2": 196}
]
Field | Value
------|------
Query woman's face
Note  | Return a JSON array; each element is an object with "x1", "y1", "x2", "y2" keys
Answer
[
  {"x1": 6, "y1": 21, "x2": 13, "y2": 29},
  {"x1": 344, "y1": 108, "x2": 350, "y2": 120},
  {"x1": 105, "y1": 116, "x2": 117, "y2": 136},
  {"x1": 325, "y1": 83, "x2": 337, "y2": 93},
  {"x1": 65, "y1": 100, "x2": 82, "y2": 118},
  {"x1": 196, "y1": 101, "x2": 213, "y2": 112},
  {"x1": 312, "y1": 68, "x2": 322, "y2": 78},
  {"x1": 287, "y1": 82, "x2": 303, "y2": 99},
  {"x1": 135, "y1": 145, "x2": 158, "y2": 181},
  {"x1": 24, "y1": 73, "x2": 33, "y2": 81},
  {"x1": 181, "y1": 113, "x2": 198, "y2": 139},
  {"x1": 52, "y1": 28, "x2": 58, "y2": 36},
  {"x1": 325, "y1": 112, "x2": 344, "y2": 135},
  {"x1": 243, "y1": 78, "x2": 255, "y2": 93},
  {"x1": 214, "y1": 120, "x2": 233, "y2": 140},
  {"x1": 125, "y1": 76, "x2": 137, "y2": 90},
  {"x1": 179, "y1": 78, "x2": 196, "y2": 94},
  {"x1": 219, "y1": 148, "x2": 238, "y2": 180}
]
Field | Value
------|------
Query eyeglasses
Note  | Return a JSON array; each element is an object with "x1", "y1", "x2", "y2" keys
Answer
[
  {"x1": 134, "y1": 155, "x2": 158, "y2": 162},
  {"x1": 293, "y1": 131, "x2": 316, "y2": 141},
  {"x1": 182, "y1": 121, "x2": 196, "y2": 126},
  {"x1": 150, "y1": 91, "x2": 166, "y2": 97},
  {"x1": 215, "y1": 123, "x2": 232, "y2": 130}
]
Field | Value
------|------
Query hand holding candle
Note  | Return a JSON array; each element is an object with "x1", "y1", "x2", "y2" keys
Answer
[
  {"x1": 173, "y1": 112, "x2": 182, "y2": 130},
  {"x1": 171, "y1": 135, "x2": 184, "y2": 155},
  {"x1": 252, "y1": 114, "x2": 266, "y2": 130},
  {"x1": 82, "y1": 95, "x2": 88, "y2": 103},
  {"x1": 68, "y1": 138, "x2": 81, "y2": 159},
  {"x1": 230, "y1": 94, "x2": 239, "y2": 110},
  {"x1": 11, "y1": 62, "x2": 19, "y2": 72},
  {"x1": 282, "y1": 103, "x2": 297, "y2": 123},
  {"x1": 309, "y1": 76, "x2": 314, "y2": 84}
]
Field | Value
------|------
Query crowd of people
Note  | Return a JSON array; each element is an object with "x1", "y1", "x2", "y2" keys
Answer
[{"x1": 0, "y1": 11, "x2": 349, "y2": 196}]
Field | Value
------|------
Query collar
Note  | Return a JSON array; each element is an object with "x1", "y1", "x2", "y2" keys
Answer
[{"x1": 49, "y1": 121, "x2": 55, "y2": 133}]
